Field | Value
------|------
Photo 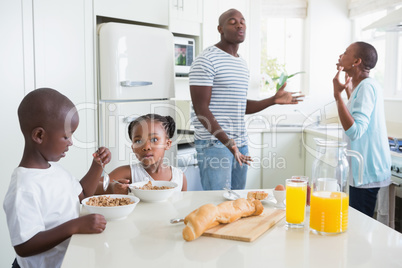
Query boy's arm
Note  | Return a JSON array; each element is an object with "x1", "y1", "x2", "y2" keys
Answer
[
  {"x1": 14, "y1": 214, "x2": 106, "y2": 257},
  {"x1": 79, "y1": 147, "x2": 111, "y2": 201}
]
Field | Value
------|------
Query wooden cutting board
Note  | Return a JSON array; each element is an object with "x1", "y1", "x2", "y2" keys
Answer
[{"x1": 202, "y1": 208, "x2": 285, "y2": 242}]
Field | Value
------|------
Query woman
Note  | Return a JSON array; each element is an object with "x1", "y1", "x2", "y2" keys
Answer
[{"x1": 333, "y1": 41, "x2": 391, "y2": 217}]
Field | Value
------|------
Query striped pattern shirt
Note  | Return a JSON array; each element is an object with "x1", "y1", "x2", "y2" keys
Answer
[{"x1": 189, "y1": 46, "x2": 249, "y2": 147}]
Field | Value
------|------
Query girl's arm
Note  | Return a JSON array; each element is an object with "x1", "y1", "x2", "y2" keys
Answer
[
  {"x1": 95, "y1": 165, "x2": 132, "y2": 195},
  {"x1": 14, "y1": 214, "x2": 106, "y2": 257}
]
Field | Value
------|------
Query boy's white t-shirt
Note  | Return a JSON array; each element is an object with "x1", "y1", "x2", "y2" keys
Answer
[
  {"x1": 3, "y1": 162, "x2": 82, "y2": 268},
  {"x1": 130, "y1": 163, "x2": 184, "y2": 191}
]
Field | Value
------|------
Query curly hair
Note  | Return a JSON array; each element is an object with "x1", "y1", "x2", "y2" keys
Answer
[{"x1": 128, "y1": 114, "x2": 176, "y2": 140}]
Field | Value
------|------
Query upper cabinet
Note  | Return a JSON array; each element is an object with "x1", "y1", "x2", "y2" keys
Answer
[
  {"x1": 94, "y1": 0, "x2": 169, "y2": 26},
  {"x1": 169, "y1": 0, "x2": 203, "y2": 36}
]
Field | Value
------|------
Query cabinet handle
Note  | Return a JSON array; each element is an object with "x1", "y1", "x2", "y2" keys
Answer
[
  {"x1": 179, "y1": 0, "x2": 184, "y2": 10},
  {"x1": 174, "y1": 0, "x2": 178, "y2": 8},
  {"x1": 120, "y1": 81, "x2": 152, "y2": 87}
]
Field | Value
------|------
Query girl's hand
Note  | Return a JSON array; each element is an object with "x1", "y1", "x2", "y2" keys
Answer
[
  {"x1": 227, "y1": 139, "x2": 252, "y2": 166},
  {"x1": 113, "y1": 179, "x2": 130, "y2": 194},
  {"x1": 75, "y1": 214, "x2": 107, "y2": 234},
  {"x1": 92, "y1": 147, "x2": 111, "y2": 167}
]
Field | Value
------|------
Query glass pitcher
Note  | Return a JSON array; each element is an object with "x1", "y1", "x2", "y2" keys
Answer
[{"x1": 309, "y1": 138, "x2": 363, "y2": 235}]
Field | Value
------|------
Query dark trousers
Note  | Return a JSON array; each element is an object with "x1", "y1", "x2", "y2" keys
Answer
[
  {"x1": 12, "y1": 259, "x2": 20, "y2": 268},
  {"x1": 349, "y1": 186, "x2": 380, "y2": 217}
]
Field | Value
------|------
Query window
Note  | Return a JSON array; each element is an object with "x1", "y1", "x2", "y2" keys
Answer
[
  {"x1": 352, "y1": 5, "x2": 402, "y2": 98},
  {"x1": 260, "y1": 17, "x2": 304, "y2": 96}
]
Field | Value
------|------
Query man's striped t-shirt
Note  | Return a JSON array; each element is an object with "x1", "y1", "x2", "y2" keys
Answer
[{"x1": 189, "y1": 46, "x2": 249, "y2": 147}]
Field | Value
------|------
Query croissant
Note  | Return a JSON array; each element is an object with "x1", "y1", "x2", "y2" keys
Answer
[{"x1": 182, "y1": 198, "x2": 264, "y2": 241}]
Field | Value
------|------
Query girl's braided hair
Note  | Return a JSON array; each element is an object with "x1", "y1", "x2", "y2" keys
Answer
[{"x1": 128, "y1": 114, "x2": 176, "y2": 140}]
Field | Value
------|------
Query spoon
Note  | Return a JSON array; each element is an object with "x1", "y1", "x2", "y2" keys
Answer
[
  {"x1": 100, "y1": 159, "x2": 110, "y2": 191},
  {"x1": 170, "y1": 218, "x2": 184, "y2": 224},
  {"x1": 113, "y1": 180, "x2": 132, "y2": 193}
]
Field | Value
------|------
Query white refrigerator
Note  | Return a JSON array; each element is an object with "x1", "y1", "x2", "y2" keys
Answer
[{"x1": 97, "y1": 22, "x2": 177, "y2": 171}]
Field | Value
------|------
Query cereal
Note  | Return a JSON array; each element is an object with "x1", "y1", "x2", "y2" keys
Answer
[
  {"x1": 86, "y1": 196, "x2": 134, "y2": 207},
  {"x1": 135, "y1": 181, "x2": 173, "y2": 190}
]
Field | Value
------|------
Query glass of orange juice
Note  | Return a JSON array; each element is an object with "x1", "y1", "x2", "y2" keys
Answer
[
  {"x1": 285, "y1": 178, "x2": 307, "y2": 228},
  {"x1": 309, "y1": 191, "x2": 349, "y2": 234}
]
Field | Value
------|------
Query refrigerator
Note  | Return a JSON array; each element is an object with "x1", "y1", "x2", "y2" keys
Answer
[{"x1": 97, "y1": 22, "x2": 177, "y2": 170}]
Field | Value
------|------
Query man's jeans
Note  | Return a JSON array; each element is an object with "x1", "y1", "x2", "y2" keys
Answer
[{"x1": 194, "y1": 139, "x2": 248, "y2": 190}]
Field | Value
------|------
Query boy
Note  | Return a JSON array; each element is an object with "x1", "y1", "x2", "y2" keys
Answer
[{"x1": 3, "y1": 88, "x2": 111, "y2": 268}]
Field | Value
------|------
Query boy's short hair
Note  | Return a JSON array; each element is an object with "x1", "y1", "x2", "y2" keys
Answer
[{"x1": 18, "y1": 88, "x2": 76, "y2": 135}]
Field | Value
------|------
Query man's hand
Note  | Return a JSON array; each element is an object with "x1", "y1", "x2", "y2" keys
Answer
[
  {"x1": 274, "y1": 82, "x2": 304, "y2": 104},
  {"x1": 226, "y1": 139, "x2": 252, "y2": 166}
]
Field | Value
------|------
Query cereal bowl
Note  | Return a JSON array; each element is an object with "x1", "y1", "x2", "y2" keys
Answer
[
  {"x1": 82, "y1": 194, "x2": 140, "y2": 221},
  {"x1": 129, "y1": 181, "x2": 178, "y2": 202}
]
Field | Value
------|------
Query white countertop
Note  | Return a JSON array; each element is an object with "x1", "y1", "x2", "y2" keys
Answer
[{"x1": 62, "y1": 190, "x2": 402, "y2": 268}]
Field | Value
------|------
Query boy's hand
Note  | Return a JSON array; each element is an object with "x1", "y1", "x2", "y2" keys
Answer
[
  {"x1": 76, "y1": 214, "x2": 107, "y2": 234},
  {"x1": 93, "y1": 147, "x2": 111, "y2": 167}
]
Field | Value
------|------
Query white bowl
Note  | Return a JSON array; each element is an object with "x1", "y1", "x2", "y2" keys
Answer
[
  {"x1": 82, "y1": 194, "x2": 140, "y2": 221},
  {"x1": 129, "y1": 181, "x2": 178, "y2": 202}
]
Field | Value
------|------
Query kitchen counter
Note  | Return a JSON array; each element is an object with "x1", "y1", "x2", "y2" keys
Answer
[{"x1": 62, "y1": 190, "x2": 402, "y2": 268}]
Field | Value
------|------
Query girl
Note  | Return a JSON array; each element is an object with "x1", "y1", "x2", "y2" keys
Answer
[
  {"x1": 333, "y1": 42, "x2": 391, "y2": 217},
  {"x1": 101, "y1": 114, "x2": 187, "y2": 193}
]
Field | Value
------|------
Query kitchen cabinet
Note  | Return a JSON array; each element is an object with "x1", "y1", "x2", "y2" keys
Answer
[
  {"x1": 262, "y1": 131, "x2": 305, "y2": 188},
  {"x1": 246, "y1": 133, "x2": 263, "y2": 189},
  {"x1": 94, "y1": 0, "x2": 169, "y2": 26},
  {"x1": 169, "y1": 0, "x2": 203, "y2": 35},
  {"x1": 0, "y1": 2, "x2": 27, "y2": 267},
  {"x1": 33, "y1": 0, "x2": 95, "y2": 178},
  {"x1": 304, "y1": 129, "x2": 342, "y2": 179}
]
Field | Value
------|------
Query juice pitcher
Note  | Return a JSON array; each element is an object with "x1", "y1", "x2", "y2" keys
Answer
[{"x1": 309, "y1": 138, "x2": 363, "y2": 235}]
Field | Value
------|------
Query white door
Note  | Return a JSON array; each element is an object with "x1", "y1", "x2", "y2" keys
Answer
[{"x1": 99, "y1": 100, "x2": 178, "y2": 171}]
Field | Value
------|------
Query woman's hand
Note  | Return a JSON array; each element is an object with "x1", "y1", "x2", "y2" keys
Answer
[
  {"x1": 226, "y1": 139, "x2": 252, "y2": 166},
  {"x1": 333, "y1": 67, "x2": 351, "y2": 100},
  {"x1": 274, "y1": 82, "x2": 304, "y2": 104}
]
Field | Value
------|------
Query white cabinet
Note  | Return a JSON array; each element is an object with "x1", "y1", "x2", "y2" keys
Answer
[
  {"x1": 94, "y1": 0, "x2": 169, "y2": 26},
  {"x1": 262, "y1": 132, "x2": 305, "y2": 188},
  {"x1": 169, "y1": 0, "x2": 203, "y2": 35},
  {"x1": 304, "y1": 130, "x2": 342, "y2": 179},
  {"x1": 0, "y1": 2, "x2": 27, "y2": 267},
  {"x1": 33, "y1": 0, "x2": 95, "y2": 178},
  {"x1": 246, "y1": 133, "x2": 263, "y2": 189}
]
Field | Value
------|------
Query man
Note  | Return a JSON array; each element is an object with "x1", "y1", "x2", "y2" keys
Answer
[{"x1": 189, "y1": 9, "x2": 302, "y2": 190}]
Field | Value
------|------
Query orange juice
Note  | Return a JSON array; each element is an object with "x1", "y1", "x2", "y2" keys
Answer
[
  {"x1": 286, "y1": 183, "x2": 307, "y2": 224},
  {"x1": 309, "y1": 191, "x2": 349, "y2": 234}
]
